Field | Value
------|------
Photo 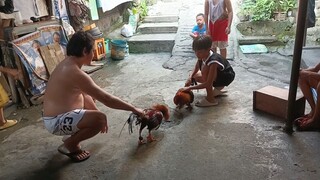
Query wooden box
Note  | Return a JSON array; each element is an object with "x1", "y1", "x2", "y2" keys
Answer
[{"x1": 253, "y1": 86, "x2": 306, "y2": 120}]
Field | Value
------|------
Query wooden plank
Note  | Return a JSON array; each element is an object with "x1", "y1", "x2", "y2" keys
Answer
[{"x1": 40, "y1": 44, "x2": 65, "y2": 75}]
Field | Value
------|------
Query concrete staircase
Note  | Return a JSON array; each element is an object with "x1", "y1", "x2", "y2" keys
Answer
[{"x1": 127, "y1": 1, "x2": 179, "y2": 53}]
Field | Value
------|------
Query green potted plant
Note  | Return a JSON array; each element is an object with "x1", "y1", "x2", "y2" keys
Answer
[
  {"x1": 238, "y1": 0, "x2": 255, "y2": 22},
  {"x1": 273, "y1": 0, "x2": 296, "y2": 20},
  {"x1": 251, "y1": 0, "x2": 275, "y2": 21}
]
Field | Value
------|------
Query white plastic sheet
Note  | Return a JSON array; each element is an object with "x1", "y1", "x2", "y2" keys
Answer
[{"x1": 99, "y1": 0, "x2": 132, "y2": 12}]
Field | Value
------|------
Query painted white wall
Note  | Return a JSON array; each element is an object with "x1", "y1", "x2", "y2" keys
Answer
[
  {"x1": 99, "y1": 0, "x2": 132, "y2": 12},
  {"x1": 14, "y1": 0, "x2": 48, "y2": 20}
]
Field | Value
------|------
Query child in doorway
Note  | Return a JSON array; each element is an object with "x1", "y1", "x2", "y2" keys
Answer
[
  {"x1": 179, "y1": 35, "x2": 235, "y2": 107},
  {"x1": 190, "y1": 13, "x2": 206, "y2": 39}
]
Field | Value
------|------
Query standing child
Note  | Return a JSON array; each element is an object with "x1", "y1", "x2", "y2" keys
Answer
[
  {"x1": 180, "y1": 35, "x2": 235, "y2": 107},
  {"x1": 204, "y1": 0, "x2": 233, "y2": 59},
  {"x1": 190, "y1": 13, "x2": 206, "y2": 39},
  {"x1": 0, "y1": 66, "x2": 20, "y2": 130}
]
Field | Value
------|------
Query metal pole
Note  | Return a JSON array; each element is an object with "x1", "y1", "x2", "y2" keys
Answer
[{"x1": 284, "y1": 0, "x2": 309, "y2": 133}]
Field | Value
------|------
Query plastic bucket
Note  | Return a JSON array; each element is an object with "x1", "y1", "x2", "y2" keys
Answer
[{"x1": 111, "y1": 40, "x2": 127, "y2": 60}]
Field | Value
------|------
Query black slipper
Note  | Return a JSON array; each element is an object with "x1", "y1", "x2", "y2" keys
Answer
[{"x1": 58, "y1": 145, "x2": 90, "y2": 163}]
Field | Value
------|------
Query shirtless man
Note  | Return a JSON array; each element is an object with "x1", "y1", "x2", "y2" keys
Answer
[
  {"x1": 43, "y1": 31, "x2": 143, "y2": 162},
  {"x1": 295, "y1": 63, "x2": 320, "y2": 131}
]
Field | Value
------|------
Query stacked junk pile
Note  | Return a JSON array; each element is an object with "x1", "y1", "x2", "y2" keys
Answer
[{"x1": 83, "y1": 24, "x2": 129, "y2": 61}]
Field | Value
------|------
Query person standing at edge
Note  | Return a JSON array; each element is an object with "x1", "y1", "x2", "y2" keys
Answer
[{"x1": 204, "y1": 0, "x2": 233, "y2": 59}]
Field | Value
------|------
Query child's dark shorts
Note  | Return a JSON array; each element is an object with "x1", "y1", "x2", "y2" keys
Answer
[{"x1": 213, "y1": 70, "x2": 235, "y2": 87}]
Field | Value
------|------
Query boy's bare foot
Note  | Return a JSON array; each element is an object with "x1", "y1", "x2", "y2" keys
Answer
[
  {"x1": 213, "y1": 88, "x2": 228, "y2": 97},
  {"x1": 195, "y1": 98, "x2": 218, "y2": 107}
]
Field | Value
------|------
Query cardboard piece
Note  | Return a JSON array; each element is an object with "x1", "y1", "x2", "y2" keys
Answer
[
  {"x1": 253, "y1": 86, "x2": 306, "y2": 120},
  {"x1": 39, "y1": 44, "x2": 65, "y2": 75}
]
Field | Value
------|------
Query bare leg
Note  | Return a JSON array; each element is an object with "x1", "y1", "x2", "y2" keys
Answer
[
  {"x1": 206, "y1": 86, "x2": 216, "y2": 102},
  {"x1": 298, "y1": 71, "x2": 320, "y2": 130},
  {"x1": 220, "y1": 48, "x2": 227, "y2": 59},
  {"x1": 62, "y1": 94, "x2": 99, "y2": 142},
  {"x1": 211, "y1": 47, "x2": 217, "y2": 53},
  {"x1": 192, "y1": 71, "x2": 205, "y2": 84},
  {"x1": 0, "y1": 108, "x2": 6, "y2": 126},
  {"x1": 64, "y1": 110, "x2": 107, "y2": 152},
  {"x1": 213, "y1": 86, "x2": 225, "y2": 96},
  {"x1": 298, "y1": 71, "x2": 318, "y2": 116},
  {"x1": 300, "y1": 82, "x2": 320, "y2": 129}
]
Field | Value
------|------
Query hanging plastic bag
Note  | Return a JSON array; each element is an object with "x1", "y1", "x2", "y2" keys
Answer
[{"x1": 121, "y1": 24, "x2": 133, "y2": 37}]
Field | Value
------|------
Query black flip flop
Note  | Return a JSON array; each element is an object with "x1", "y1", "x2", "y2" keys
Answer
[{"x1": 58, "y1": 145, "x2": 90, "y2": 163}]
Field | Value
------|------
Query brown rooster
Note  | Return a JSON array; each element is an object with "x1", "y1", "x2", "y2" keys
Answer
[
  {"x1": 173, "y1": 90, "x2": 194, "y2": 110},
  {"x1": 126, "y1": 104, "x2": 170, "y2": 145}
]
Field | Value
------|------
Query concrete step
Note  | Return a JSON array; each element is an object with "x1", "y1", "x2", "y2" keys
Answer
[
  {"x1": 143, "y1": 15, "x2": 179, "y2": 23},
  {"x1": 128, "y1": 33, "x2": 176, "y2": 53},
  {"x1": 238, "y1": 36, "x2": 278, "y2": 45},
  {"x1": 137, "y1": 22, "x2": 178, "y2": 34}
]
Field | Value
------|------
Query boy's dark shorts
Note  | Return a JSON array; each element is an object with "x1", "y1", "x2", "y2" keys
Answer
[{"x1": 213, "y1": 70, "x2": 235, "y2": 87}]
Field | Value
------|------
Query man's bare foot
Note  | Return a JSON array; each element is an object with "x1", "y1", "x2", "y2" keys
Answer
[
  {"x1": 297, "y1": 118, "x2": 320, "y2": 131},
  {"x1": 294, "y1": 113, "x2": 313, "y2": 126}
]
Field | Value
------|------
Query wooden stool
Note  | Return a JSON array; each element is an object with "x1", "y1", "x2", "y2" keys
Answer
[
  {"x1": 253, "y1": 86, "x2": 306, "y2": 120},
  {"x1": 93, "y1": 38, "x2": 106, "y2": 60}
]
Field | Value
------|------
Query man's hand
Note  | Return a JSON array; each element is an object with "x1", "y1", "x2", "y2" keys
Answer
[
  {"x1": 133, "y1": 108, "x2": 144, "y2": 117},
  {"x1": 185, "y1": 78, "x2": 192, "y2": 87},
  {"x1": 179, "y1": 87, "x2": 191, "y2": 92}
]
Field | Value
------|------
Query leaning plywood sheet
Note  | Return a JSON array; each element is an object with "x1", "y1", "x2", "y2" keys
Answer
[{"x1": 40, "y1": 44, "x2": 65, "y2": 75}]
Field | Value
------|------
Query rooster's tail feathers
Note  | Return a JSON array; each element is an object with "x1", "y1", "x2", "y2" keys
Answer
[
  {"x1": 127, "y1": 113, "x2": 140, "y2": 134},
  {"x1": 152, "y1": 104, "x2": 170, "y2": 120}
]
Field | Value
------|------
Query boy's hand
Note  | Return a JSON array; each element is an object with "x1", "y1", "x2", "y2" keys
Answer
[
  {"x1": 179, "y1": 87, "x2": 190, "y2": 92},
  {"x1": 185, "y1": 78, "x2": 192, "y2": 87}
]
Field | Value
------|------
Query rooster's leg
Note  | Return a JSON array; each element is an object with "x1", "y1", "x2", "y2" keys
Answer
[
  {"x1": 138, "y1": 124, "x2": 147, "y2": 145},
  {"x1": 147, "y1": 131, "x2": 156, "y2": 142},
  {"x1": 186, "y1": 103, "x2": 193, "y2": 111}
]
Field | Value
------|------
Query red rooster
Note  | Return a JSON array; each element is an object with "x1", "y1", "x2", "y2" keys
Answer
[
  {"x1": 126, "y1": 104, "x2": 170, "y2": 145},
  {"x1": 173, "y1": 90, "x2": 194, "y2": 110}
]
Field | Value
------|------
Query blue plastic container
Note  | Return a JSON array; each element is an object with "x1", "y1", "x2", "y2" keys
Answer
[{"x1": 110, "y1": 40, "x2": 127, "y2": 60}]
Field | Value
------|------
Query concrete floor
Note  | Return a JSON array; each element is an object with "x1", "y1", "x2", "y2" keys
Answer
[{"x1": 1, "y1": 0, "x2": 320, "y2": 180}]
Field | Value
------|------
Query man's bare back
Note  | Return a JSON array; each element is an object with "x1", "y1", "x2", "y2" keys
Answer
[{"x1": 43, "y1": 57, "x2": 89, "y2": 117}]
